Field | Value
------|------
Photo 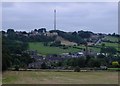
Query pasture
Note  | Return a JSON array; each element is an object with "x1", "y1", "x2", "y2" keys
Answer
[
  {"x1": 98, "y1": 42, "x2": 119, "y2": 50},
  {"x1": 29, "y1": 42, "x2": 101, "y2": 55},
  {"x1": 103, "y1": 36, "x2": 119, "y2": 42},
  {"x1": 29, "y1": 42, "x2": 81, "y2": 55},
  {"x1": 2, "y1": 71, "x2": 118, "y2": 84}
]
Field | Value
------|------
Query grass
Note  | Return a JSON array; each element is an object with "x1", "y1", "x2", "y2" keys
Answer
[
  {"x1": 2, "y1": 71, "x2": 118, "y2": 84},
  {"x1": 108, "y1": 68, "x2": 120, "y2": 71},
  {"x1": 103, "y1": 36, "x2": 119, "y2": 42},
  {"x1": 103, "y1": 42, "x2": 118, "y2": 48},
  {"x1": 29, "y1": 42, "x2": 101, "y2": 55},
  {"x1": 98, "y1": 42, "x2": 119, "y2": 50},
  {"x1": 75, "y1": 45, "x2": 100, "y2": 52},
  {"x1": 29, "y1": 38, "x2": 119, "y2": 55},
  {"x1": 29, "y1": 42, "x2": 81, "y2": 55}
]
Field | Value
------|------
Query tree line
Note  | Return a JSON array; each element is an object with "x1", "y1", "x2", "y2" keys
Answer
[{"x1": 2, "y1": 30, "x2": 34, "y2": 71}]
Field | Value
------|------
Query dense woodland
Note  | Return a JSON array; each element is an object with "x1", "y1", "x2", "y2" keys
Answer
[{"x1": 2, "y1": 29, "x2": 120, "y2": 71}]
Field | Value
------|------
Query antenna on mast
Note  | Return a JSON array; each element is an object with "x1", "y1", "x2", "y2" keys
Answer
[{"x1": 54, "y1": 9, "x2": 56, "y2": 30}]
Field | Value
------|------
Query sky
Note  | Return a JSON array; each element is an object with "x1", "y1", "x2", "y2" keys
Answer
[{"x1": 2, "y1": 2, "x2": 118, "y2": 34}]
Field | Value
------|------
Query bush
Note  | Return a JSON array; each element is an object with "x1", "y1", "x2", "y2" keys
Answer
[
  {"x1": 74, "y1": 66, "x2": 80, "y2": 72},
  {"x1": 112, "y1": 61, "x2": 119, "y2": 68},
  {"x1": 41, "y1": 62, "x2": 47, "y2": 69},
  {"x1": 14, "y1": 65, "x2": 19, "y2": 71}
]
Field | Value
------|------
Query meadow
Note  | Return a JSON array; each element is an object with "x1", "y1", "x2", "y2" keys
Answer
[
  {"x1": 103, "y1": 36, "x2": 119, "y2": 42},
  {"x1": 29, "y1": 35, "x2": 120, "y2": 55},
  {"x1": 29, "y1": 42, "x2": 81, "y2": 55},
  {"x1": 29, "y1": 42, "x2": 101, "y2": 55},
  {"x1": 2, "y1": 71, "x2": 118, "y2": 84},
  {"x1": 98, "y1": 42, "x2": 119, "y2": 51}
]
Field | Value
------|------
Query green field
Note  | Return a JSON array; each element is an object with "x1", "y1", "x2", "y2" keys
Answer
[
  {"x1": 29, "y1": 42, "x2": 81, "y2": 55},
  {"x1": 2, "y1": 71, "x2": 118, "y2": 84},
  {"x1": 29, "y1": 38, "x2": 119, "y2": 55},
  {"x1": 29, "y1": 42, "x2": 101, "y2": 55},
  {"x1": 98, "y1": 42, "x2": 119, "y2": 50},
  {"x1": 103, "y1": 36, "x2": 119, "y2": 42},
  {"x1": 108, "y1": 68, "x2": 120, "y2": 71}
]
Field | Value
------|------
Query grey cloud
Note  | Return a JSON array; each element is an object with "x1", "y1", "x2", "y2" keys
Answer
[{"x1": 2, "y1": 2, "x2": 118, "y2": 33}]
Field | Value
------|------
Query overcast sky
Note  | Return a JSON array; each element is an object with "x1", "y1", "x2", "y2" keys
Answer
[{"x1": 2, "y1": 2, "x2": 118, "y2": 33}]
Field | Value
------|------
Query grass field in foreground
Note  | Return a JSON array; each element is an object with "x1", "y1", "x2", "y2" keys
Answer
[
  {"x1": 29, "y1": 42, "x2": 81, "y2": 55},
  {"x1": 2, "y1": 71, "x2": 118, "y2": 84}
]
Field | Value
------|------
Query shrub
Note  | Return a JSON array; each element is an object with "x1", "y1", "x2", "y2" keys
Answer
[
  {"x1": 74, "y1": 66, "x2": 80, "y2": 72},
  {"x1": 14, "y1": 65, "x2": 19, "y2": 71},
  {"x1": 41, "y1": 62, "x2": 47, "y2": 69},
  {"x1": 112, "y1": 61, "x2": 119, "y2": 68}
]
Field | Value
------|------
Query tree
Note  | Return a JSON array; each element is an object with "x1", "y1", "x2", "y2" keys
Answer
[
  {"x1": 112, "y1": 61, "x2": 119, "y2": 68},
  {"x1": 85, "y1": 55, "x2": 92, "y2": 66},
  {"x1": 41, "y1": 62, "x2": 47, "y2": 69},
  {"x1": 67, "y1": 58, "x2": 77, "y2": 67},
  {"x1": 2, "y1": 31, "x2": 5, "y2": 35},
  {"x1": 2, "y1": 30, "x2": 33, "y2": 71},
  {"x1": 77, "y1": 57, "x2": 86, "y2": 68},
  {"x1": 38, "y1": 28, "x2": 46, "y2": 33},
  {"x1": 88, "y1": 58, "x2": 101, "y2": 67},
  {"x1": 101, "y1": 43, "x2": 105, "y2": 49},
  {"x1": 34, "y1": 29, "x2": 38, "y2": 32},
  {"x1": 2, "y1": 49, "x2": 11, "y2": 71},
  {"x1": 101, "y1": 46, "x2": 117, "y2": 55},
  {"x1": 22, "y1": 31, "x2": 27, "y2": 34},
  {"x1": 74, "y1": 66, "x2": 80, "y2": 72},
  {"x1": 14, "y1": 65, "x2": 20, "y2": 71},
  {"x1": 105, "y1": 47, "x2": 117, "y2": 55},
  {"x1": 100, "y1": 43, "x2": 105, "y2": 53},
  {"x1": 78, "y1": 30, "x2": 92, "y2": 38},
  {"x1": 84, "y1": 42, "x2": 88, "y2": 56},
  {"x1": 7, "y1": 29, "x2": 16, "y2": 40},
  {"x1": 7, "y1": 29, "x2": 14, "y2": 34},
  {"x1": 2, "y1": 37, "x2": 11, "y2": 71},
  {"x1": 21, "y1": 53, "x2": 33, "y2": 66},
  {"x1": 97, "y1": 54, "x2": 106, "y2": 59},
  {"x1": 56, "y1": 61, "x2": 62, "y2": 67}
]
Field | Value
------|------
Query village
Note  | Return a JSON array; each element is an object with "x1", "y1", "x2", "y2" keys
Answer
[
  {"x1": 27, "y1": 49, "x2": 108, "y2": 70},
  {"x1": 2, "y1": 28, "x2": 119, "y2": 70}
]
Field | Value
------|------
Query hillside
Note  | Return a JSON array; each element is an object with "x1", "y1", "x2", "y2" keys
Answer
[
  {"x1": 28, "y1": 35, "x2": 119, "y2": 55},
  {"x1": 29, "y1": 42, "x2": 81, "y2": 55},
  {"x1": 2, "y1": 29, "x2": 120, "y2": 71},
  {"x1": 55, "y1": 36, "x2": 77, "y2": 46},
  {"x1": 2, "y1": 29, "x2": 120, "y2": 55}
]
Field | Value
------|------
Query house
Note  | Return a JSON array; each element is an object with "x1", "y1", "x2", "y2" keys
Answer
[
  {"x1": 31, "y1": 55, "x2": 43, "y2": 61},
  {"x1": 97, "y1": 53, "x2": 106, "y2": 56},
  {"x1": 28, "y1": 62, "x2": 43, "y2": 69},
  {"x1": 100, "y1": 66, "x2": 107, "y2": 70},
  {"x1": 27, "y1": 50, "x2": 38, "y2": 56},
  {"x1": 44, "y1": 32, "x2": 58, "y2": 37},
  {"x1": 77, "y1": 52, "x2": 84, "y2": 56},
  {"x1": 45, "y1": 55, "x2": 64, "y2": 62}
]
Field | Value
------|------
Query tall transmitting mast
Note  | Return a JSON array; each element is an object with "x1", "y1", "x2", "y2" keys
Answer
[{"x1": 54, "y1": 9, "x2": 56, "y2": 30}]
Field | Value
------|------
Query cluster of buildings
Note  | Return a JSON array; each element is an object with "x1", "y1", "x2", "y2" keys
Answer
[
  {"x1": 17, "y1": 29, "x2": 58, "y2": 37},
  {"x1": 3, "y1": 28, "x2": 58, "y2": 38},
  {"x1": 27, "y1": 49, "x2": 100, "y2": 69}
]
